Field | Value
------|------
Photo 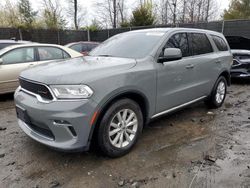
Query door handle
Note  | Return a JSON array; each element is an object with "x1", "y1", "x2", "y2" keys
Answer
[
  {"x1": 185, "y1": 64, "x2": 194, "y2": 69},
  {"x1": 28, "y1": 64, "x2": 34, "y2": 67},
  {"x1": 215, "y1": 60, "x2": 221, "y2": 64}
]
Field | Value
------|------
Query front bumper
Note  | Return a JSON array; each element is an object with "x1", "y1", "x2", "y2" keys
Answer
[
  {"x1": 231, "y1": 72, "x2": 250, "y2": 79},
  {"x1": 14, "y1": 88, "x2": 98, "y2": 151}
]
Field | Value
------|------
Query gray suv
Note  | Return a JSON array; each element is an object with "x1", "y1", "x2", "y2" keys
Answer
[{"x1": 14, "y1": 28, "x2": 232, "y2": 157}]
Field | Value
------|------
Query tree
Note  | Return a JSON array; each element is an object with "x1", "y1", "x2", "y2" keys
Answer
[
  {"x1": 67, "y1": 0, "x2": 86, "y2": 29},
  {"x1": 18, "y1": 0, "x2": 37, "y2": 29},
  {"x1": 130, "y1": 1, "x2": 156, "y2": 26},
  {"x1": 0, "y1": 0, "x2": 21, "y2": 28},
  {"x1": 95, "y1": 0, "x2": 127, "y2": 28},
  {"x1": 42, "y1": 0, "x2": 66, "y2": 29},
  {"x1": 223, "y1": 0, "x2": 250, "y2": 20},
  {"x1": 83, "y1": 19, "x2": 102, "y2": 31}
]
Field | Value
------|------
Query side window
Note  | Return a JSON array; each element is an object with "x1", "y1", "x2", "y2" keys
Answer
[
  {"x1": 87, "y1": 44, "x2": 98, "y2": 51},
  {"x1": 82, "y1": 44, "x2": 88, "y2": 52},
  {"x1": 70, "y1": 44, "x2": 82, "y2": 52},
  {"x1": 1, "y1": 47, "x2": 35, "y2": 65},
  {"x1": 63, "y1": 51, "x2": 70, "y2": 59},
  {"x1": 38, "y1": 47, "x2": 65, "y2": 61},
  {"x1": 189, "y1": 33, "x2": 213, "y2": 55},
  {"x1": 212, "y1": 35, "x2": 228, "y2": 51},
  {"x1": 165, "y1": 33, "x2": 190, "y2": 57}
]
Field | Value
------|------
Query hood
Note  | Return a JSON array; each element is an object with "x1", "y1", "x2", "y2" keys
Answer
[{"x1": 20, "y1": 56, "x2": 136, "y2": 85}]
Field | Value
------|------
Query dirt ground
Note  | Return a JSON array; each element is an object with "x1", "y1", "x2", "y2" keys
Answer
[{"x1": 0, "y1": 81, "x2": 250, "y2": 188}]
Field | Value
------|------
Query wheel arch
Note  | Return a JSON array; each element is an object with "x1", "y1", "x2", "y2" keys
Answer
[
  {"x1": 88, "y1": 90, "x2": 150, "y2": 146},
  {"x1": 219, "y1": 70, "x2": 231, "y2": 86}
]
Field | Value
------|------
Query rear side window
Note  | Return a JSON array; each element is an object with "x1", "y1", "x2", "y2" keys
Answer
[
  {"x1": 1, "y1": 47, "x2": 35, "y2": 64},
  {"x1": 70, "y1": 44, "x2": 82, "y2": 52},
  {"x1": 87, "y1": 44, "x2": 98, "y2": 51},
  {"x1": 38, "y1": 47, "x2": 69, "y2": 61},
  {"x1": 165, "y1": 33, "x2": 190, "y2": 57},
  {"x1": 212, "y1": 35, "x2": 228, "y2": 51},
  {"x1": 82, "y1": 44, "x2": 88, "y2": 52},
  {"x1": 189, "y1": 33, "x2": 213, "y2": 55}
]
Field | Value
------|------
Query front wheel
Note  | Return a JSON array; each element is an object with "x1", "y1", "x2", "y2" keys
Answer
[
  {"x1": 205, "y1": 76, "x2": 227, "y2": 108},
  {"x1": 97, "y1": 99, "x2": 143, "y2": 157}
]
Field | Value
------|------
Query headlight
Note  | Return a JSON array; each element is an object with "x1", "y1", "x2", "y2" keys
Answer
[{"x1": 50, "y1": 85, "x2": 93, "y2": 99}]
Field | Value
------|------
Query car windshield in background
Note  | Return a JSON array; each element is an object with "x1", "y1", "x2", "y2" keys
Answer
[{"x1": 89, "y1": 32, "x2": 165, "y2": 59}]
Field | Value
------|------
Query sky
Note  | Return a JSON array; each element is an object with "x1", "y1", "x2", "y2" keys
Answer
[{"x1": 2, "y1": 0, "x2": 230, "y2": 26}]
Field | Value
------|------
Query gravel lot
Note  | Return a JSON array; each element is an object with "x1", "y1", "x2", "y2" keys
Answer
[{"x1": 0, "y1": 81, "x2": 250, "y2": 188}]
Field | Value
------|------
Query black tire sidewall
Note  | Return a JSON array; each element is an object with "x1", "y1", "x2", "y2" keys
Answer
[{"x1": 98, "y1": 99, "x2": 143, "y2": 157}]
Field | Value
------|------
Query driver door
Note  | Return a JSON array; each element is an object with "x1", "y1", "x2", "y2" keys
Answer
[{"x1": 0, "y1": 47, "x2": 36, "y2": 93}]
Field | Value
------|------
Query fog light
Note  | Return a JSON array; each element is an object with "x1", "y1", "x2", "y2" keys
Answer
[{"x1": 53, "y1": 120, "x2": 70, "y2": 126}]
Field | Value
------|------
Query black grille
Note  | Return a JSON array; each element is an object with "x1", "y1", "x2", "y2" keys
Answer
[
  {"x1": 28, "y1": 122, "x2": 55, "y2": 139},
  {"x1": 19, "y1": 78, "x2": 53, "y2": 100}
]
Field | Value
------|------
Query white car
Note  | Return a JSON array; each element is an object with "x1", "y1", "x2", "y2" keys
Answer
[{"x1": 0, "y1": 44, "x2": 82, "y2": 94}]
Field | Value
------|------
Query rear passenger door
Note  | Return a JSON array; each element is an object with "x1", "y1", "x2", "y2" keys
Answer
[
  {"x1": 156, "y1": 32, "x2": 201, "y2": 113},
  {"x1": 187, "y1": 32, "x2": 218, "y2": 96},
  {"x1": 36, "y1": 46, "x2": 70, "y2": 65}
]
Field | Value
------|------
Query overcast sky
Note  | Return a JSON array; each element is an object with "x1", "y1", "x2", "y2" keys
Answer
[{"x1": 3, "y1": 0, "x2": 230, "y2": 26}]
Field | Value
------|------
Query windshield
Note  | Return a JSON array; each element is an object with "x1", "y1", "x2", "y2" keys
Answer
[{"x1": 89, "y1": 32, "x2": 165, "y2": 59}]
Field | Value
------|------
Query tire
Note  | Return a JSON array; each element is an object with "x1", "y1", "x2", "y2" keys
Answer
[
  {"x1": 97, "y1": 98, "x2": 143, "y2": 157},
  {"x1": 205, "y1": 76, "x2": 227, "y2": 108}
]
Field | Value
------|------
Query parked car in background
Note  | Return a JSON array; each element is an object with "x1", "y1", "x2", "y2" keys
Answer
[
  {"x1": 65, "y1": 41, "x2": 100, "y2": 55},
  {"x1": 0, "y1": 44, "x2": 82, "y2": 94},
  {"x1": 231, "y1": 49, "x2": 250, "y2": 79},
  {"x1": 0, "y1": 40, "x2": 32, "y2": 51},
  {"x1": 15, "y1": 28, "x2": 232, "y2": 157}
]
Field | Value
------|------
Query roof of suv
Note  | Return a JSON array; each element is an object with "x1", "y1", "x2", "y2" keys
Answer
[{"x1": 130, "y1": 27, "x2": 224, "y2": 36}]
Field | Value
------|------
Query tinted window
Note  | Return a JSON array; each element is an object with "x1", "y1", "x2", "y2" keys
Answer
[
  {"x1": 165, "y1": 33, "x2": 190, "y2": 57},
  {"x1": 82, "y1": 44, "x2": 88, "y2": 52},
  {"x1": 87, "y1": 44, "x2": 98, "y2": 51},
  {"x1": 1, "y1": 47, "x2": 35, "y2": 64},
  {"x1": 70, "y1": 44, "x2": 82, "y2": 52},
  {"x1": 38, "y1": 47, "x2": 67, "y2": 61},
  {"x1": 0, "y1": 43, "x2": 13, "y2": 50},
  {"x1": 90, "y1": 32, "x2": 165, "y2": 59},
  {"x1": 212, "y1": 35, "x2": 228, "y2": 51},
  {"x1": 189, "y1": 33, "x2": 213, "y2": 55}
]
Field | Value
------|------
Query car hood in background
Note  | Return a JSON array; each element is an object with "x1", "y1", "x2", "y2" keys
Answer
[{"x1": 20, "y1": 56, "x2": 136, "y2": 85}]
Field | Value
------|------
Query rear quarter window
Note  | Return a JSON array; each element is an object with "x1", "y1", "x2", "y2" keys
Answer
[
  {"x1": 212, "y1": 35, "x2": 229, "y2": 51},
  {"x1": 189, "y1": 33, "x2": 213, "y2": 56}
]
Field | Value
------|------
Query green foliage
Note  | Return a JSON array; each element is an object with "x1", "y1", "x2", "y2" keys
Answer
[
  {"x1": 18, "y1": 0, "x2": 37, "y2": 29},
  {"x1": 0, "y1": 1, "x2": 21, "y2": 28},
  {"x1": 43, "y1": 10, "x2": 66, "y2": 29},
  {"x1": 130, "y1": 2, "x2": 156, "y2": 26},
  {"x1": 223, "y1": 0, "x2": 250, "y2": 20},
  {"x1": 83, "y1": 19, "x2": 102, "y2": 31},
  {"x1": 120, "y1": 21, "x2": 131, "y2": 28}
]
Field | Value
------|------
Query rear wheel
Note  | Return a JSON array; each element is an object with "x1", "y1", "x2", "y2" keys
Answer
[
  {"x1": 97, "y1": 99, "x2": 143, "y2": 157},
  {"x1": 205, "y1": 76, "x2": 227, "y2": 108}
]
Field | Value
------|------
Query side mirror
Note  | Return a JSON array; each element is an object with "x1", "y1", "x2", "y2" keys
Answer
[
  {"x1": 158, "y1": 48, "x2": 182, "y2": 63},
  {"x1": 0, "y1": 58, "x2": 3, "y2": 65}
]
